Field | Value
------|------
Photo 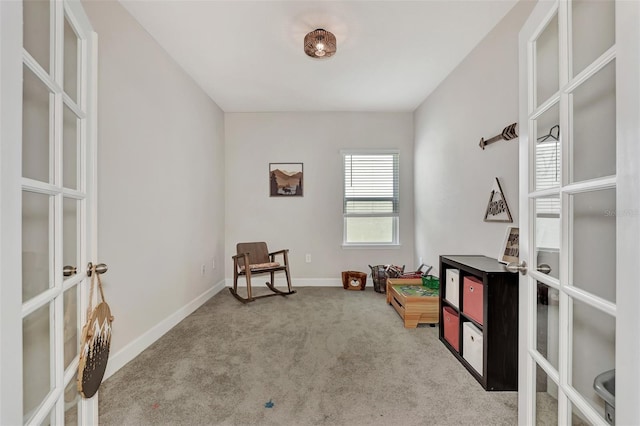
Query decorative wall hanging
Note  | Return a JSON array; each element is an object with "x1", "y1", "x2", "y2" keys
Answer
[
  {"x1": 484, "y1": 177, "x2": 513, "y2": 222},
  {"x1": 78, "y1": 264, "x2": 114, "y2": 398},
  {"x1": 499, "y1": 226, "x2": 520, "y2": 264},
  {"x1": 269, "y1": 163, "x2": 303, "y2": 197},
  {"x1": 479, "y1": 122, "x2": 518, "y2": 150}
]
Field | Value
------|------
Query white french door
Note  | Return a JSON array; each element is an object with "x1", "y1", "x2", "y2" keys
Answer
[
  {"x1": 518, "y1": 0, "x2": 640, "y2": 425},
  {"x1": 0, "y1": 0, "x2": 98, "y2": 424}
]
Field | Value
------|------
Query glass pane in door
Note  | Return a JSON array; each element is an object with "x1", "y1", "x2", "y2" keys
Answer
[
  {"x1": 536, "y1": 13, "x2": 559, "y2": 106},
  {"x1": 536, "y1": 282, "x2": 559, "y2": 369},
  {"x1": 23, "y1": 303, "x2": 53, "y2": 419},
  {"x1": 63, "y1": 197, "x2": 78, "y2": 276},
  {"x1": 571, "y1": 0, "x2": 615, "y2": 77},
  {"x1": 64, "y1": 374, "x2": 80, "y2": 425},
  {"x1": 570, "y1": 402, "x2": 591, "y2": 425},
  {"x1": 570, "y1": 189, "x2": 616, "y2": 303},
  {"x1": 535, "y1": 363, "x2": 558, "y2": 425},
  {"x1": 571, "y1": 297, "x2": 615, "y2": 418},
  {"x1": 63, "y1": 285, "x2": 78, "y2": 369},
  {"x1": 64, "y1": 16, "x2": 79, "y2": 104},
  {"x1": 22, "y1": 191, "x2": 51, "y2": 302},
  {"x1": 535, "y1": 103, "x2": 560, "y2": 191},
  {"x1": 23, "y1": 0, "x2": 50, "y2": 73},
  {"x1": 63, "y1": 106, "x2": 79, "y2": 190},
  {"x1": 571, "y1": 60, "x2": 616, "y2": 183},
  {"x1": 535, "y1": 196, "x2": 560, "y2": 279},
  {"x1": 23, "y1": 65, "x2": 51, "y2": 183}
]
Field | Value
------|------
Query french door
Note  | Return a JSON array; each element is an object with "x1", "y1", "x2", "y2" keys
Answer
[
  {"x1": 0, "y1": 0, "x2": 98, "y2": 424},
  {"x1": 518, "y1": 0, "x2": 639, "y2": 425}
]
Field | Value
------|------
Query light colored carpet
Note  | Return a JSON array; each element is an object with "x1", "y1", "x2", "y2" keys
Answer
[{"x1": 99, "y1": 287, "x2": 518, "y2": 425}]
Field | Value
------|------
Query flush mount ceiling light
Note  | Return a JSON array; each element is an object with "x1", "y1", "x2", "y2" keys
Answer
[{"x1": 304, "y1": 29, "x2": 337, "y2": 59}]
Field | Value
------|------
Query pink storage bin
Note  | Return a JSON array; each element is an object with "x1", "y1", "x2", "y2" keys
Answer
[
  {"x1": 443, "y1": 306, "x2": 460, "y2": 352},
  {"x1": 463, "y1": 276, "x2": 484, "y2": 325}
]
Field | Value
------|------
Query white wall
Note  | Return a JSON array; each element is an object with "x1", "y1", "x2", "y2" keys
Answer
[
  {"x1": 413, "y1": 0, "x2": 616, "y2": 415},
  {"x1": 224, "y1": 112, "x2": 414, "y2": 285},
  {"x1": 413, "y1": 0, "x2": 535, "y2": 276},
  {"x1": 82, "y1": 1, "x2": 226, "y2": 374}
]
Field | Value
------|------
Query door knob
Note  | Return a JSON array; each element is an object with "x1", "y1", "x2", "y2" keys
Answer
[
  {"x1": 63, "y1": 265, "x2": 77, "y2": 277},
  {"x1": 506, "y1": 260, "x2": 527, "y2": 275},
  {"x1": 86, "y1": 262, "x2": 108, "y2": 276},
  {"x1": 537, "y1": 263, "x2": 552, "y2": 274}
]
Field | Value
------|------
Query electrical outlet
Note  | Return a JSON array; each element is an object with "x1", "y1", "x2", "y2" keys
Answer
[
  {"x1": 419, "y1": 257, "x2": 423, "y2": 265},
  {"x1": 305, "y1": 254, "x2": 311, "y2": 263},
  {"x1": 201, "y1": 264, "x2": 206, "y2": 276},
  {"x1": 212, "y1": 259, "x2": 215, "y2": 269}
]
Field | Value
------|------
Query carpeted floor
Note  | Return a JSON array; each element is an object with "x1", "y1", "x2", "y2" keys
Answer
[{"x1": 99, "y1": 287, "x2": 518, "y2": 425}]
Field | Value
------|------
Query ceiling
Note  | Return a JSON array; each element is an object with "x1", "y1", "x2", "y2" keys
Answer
[{"x1": 119, "y1": 0, "x2": 518, "y2": 113}]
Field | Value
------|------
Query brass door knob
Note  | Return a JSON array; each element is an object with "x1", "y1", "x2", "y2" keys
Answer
[
  {"x1": 63, "y1": 265, "x2": 77, "y2": 277},
  {"x1": 86, "y1": 262, "x2": 108, "y2": 276},
  {"x1": 506, "y1": 261, "x2": 527, "y2": 275},
  {"x1": 537, "y1": 264, "x2": 552, "y2": 274}
]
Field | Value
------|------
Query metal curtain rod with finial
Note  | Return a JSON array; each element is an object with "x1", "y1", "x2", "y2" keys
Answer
[{"x1": 479, "y1": 123, "x2": 519, "y2": 150}]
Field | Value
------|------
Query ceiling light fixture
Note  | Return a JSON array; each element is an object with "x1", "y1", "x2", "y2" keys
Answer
[{"x1": 304, "y1": 29, "x2": 336, "y2": 59}]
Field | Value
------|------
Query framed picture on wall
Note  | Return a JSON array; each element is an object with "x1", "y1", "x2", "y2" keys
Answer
[
  {"x1": 269, "y1": 163, "x2": 303, "y2": 197},
  {"x1": 484, "y1": 177, "x2": 513, "y2": 223},
  {"x1": 499, "y1": 226, "x2": 519, "y2": 264}
]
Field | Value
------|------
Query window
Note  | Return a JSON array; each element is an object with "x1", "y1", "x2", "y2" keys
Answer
[
  {"x1": 342, "y1": 151, "x2": 399, "y2": 245},
  {"x1": 535, "y1": 137, "x2": 560, "y2": 213},
  {"x1": 535, "y1": 137, "x2": 560, "y2": 250}
]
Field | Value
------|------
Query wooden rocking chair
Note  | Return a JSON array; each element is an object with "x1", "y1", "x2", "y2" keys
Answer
[{"x1": 230, "y1": 242, "x2": 296, "y2": 303}]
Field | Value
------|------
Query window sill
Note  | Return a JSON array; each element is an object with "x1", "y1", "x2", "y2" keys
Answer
[{"x1": 341, "y1": 243, "x2": 402, "y2": 250}]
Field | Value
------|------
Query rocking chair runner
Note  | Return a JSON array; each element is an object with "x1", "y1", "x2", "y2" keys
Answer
[{"x1": 230, "y1": 242, "x2": 296, "y2": 303}]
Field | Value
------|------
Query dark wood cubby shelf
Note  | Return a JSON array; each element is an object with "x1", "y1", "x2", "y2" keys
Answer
[{"x1": 439, "y1": 255, "x2": 519, "y2": 391}]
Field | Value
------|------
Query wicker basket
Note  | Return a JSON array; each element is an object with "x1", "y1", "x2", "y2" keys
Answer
[{"x1": 368, "y1": 264, "x2": 405, "y2": 293}]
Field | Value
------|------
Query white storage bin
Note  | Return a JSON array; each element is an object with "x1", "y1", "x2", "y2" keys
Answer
[
  {"x1": 463, "y1": 322, "x2": 483, "y2": 375},
  {"x1": 445, "y1": 269, "x2": 460, "y2": 308}
]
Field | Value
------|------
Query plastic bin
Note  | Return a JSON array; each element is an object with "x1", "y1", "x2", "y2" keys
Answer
[{"x1": 422, "y1": 275, "x2": 439, "y2": 290}]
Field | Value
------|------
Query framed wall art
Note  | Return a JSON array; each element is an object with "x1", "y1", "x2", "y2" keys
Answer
[
  {"x1": 499, "y1": 226, "x2": 519, "y2": 264},
  {"x1": 484, "y1": 177, "x2": 513, "y2": 223},
  {"x1": 269, "y1": 163, "x2": 303, "y2": 197}
]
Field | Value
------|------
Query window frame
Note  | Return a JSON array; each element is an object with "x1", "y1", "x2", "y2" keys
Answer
[{"x1": 341, "y1": 149, "x2": 400, "y2": 247}]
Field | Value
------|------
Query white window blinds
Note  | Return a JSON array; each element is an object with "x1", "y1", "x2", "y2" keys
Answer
[
  {"x1": 535, "y1": 139, "x2": 560, "y2": 216},
  {"x1": 343, "y1": 152, "x2": 399, "y2": 216}
]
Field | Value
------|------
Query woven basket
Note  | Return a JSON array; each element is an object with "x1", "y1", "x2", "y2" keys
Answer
[{"x1": 368, "y1": 264, "x2": 405, "y2": 293}]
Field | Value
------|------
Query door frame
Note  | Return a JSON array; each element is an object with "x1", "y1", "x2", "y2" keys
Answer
[
  {"x1": 0, "y1": 0, "x2": 99, "y2": 424},
  {"x1": 0, "y1": 0, "x2": 25, "y2": 421},
  {"x1": 518, "y1": 0, "x2": 640, "y2": 424},
  {"x1": 613, "y1": 0, "x2": 640, "y2": 423}
]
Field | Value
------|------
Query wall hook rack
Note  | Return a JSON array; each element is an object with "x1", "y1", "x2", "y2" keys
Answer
[{"x1": 479, "y1": 123, "x2": 518, "y2": 150}]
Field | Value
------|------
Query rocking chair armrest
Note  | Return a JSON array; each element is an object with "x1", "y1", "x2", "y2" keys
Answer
[
  {"x1": 232, "y1": 252, "x2": 251, "y2": 269},
  {"x1": 232, "y1": 252, "x2": 251, "y2": 261},
  {"x1": 269, "y1": 249, "x2": 289, "y2": 263}
]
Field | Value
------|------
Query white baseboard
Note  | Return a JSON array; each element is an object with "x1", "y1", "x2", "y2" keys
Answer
[
  {"x1": 224, "y1": 277, "x2": 342, "y2": 287},
  {"x1": 103, "y1": 279, "x2": 226, "y2": 381}
]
